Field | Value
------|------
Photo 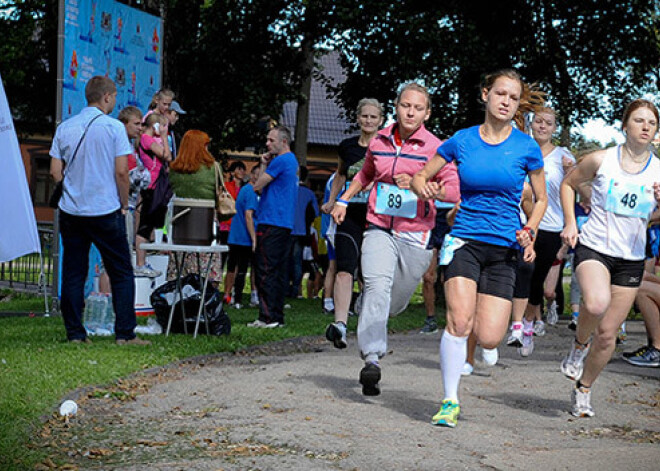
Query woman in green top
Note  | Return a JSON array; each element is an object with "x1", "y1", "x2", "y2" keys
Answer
[
  {"x1": 169, "y1": 130, "x2": 216, "y2": 199},
  {"x1": 168, "y1": 130, "x2": 223, "y2": 282}
]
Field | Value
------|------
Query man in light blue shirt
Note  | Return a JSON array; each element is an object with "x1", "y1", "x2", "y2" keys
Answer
[{"x1": 50, "y1": 76, "x2": 149, "y2": 345}]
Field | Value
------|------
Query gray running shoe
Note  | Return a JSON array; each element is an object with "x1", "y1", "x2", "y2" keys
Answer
[
  {"x1": 561, "y1": 343, "x2": 589, "y2": 380},
  {"x1": 533, "y1": 320, "x2": 546, "y2": 337},
  {"x1": 571, "y1": 385, "x2": 595, "y2": 417},
  {"x1": 507, "y1": 326, "x2": 523, "y2": 347}
]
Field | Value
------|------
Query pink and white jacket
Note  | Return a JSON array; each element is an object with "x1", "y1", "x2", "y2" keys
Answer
[{"x1": 353, "y1": 123, "x2": 460, "y2": 233}]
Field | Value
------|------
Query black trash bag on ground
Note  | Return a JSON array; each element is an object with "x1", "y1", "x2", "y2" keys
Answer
[{"x1": 150, "y1": 274, "x2": 230, "y2": 336}]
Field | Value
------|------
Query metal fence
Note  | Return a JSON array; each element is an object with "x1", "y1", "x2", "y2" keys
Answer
[{"x1": 0, "y1": 222, "x2": 55, "y2": 294}]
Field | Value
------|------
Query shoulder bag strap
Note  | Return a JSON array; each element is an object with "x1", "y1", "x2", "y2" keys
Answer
[{"x1": 62, "y1": 113, "x2": 103, "y2": 180}]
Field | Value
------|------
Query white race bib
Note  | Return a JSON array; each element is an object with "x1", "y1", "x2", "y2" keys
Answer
[
  {"x1": 605, "y1": 179, "x2": 655, "y2": 218},
  {"x1": 374, "y1": 182, "x2": 418, "y2": 219}
]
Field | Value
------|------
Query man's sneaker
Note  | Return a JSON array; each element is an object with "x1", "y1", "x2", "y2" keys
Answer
[
  {"x1": 568, "y1": 316, "x2": 578, "y2": 331},
  {"x1": 546, "y1": 300, "x2": 559, "y2": 325},
  {"x1": 134, "y1": 264, "x2": 162, "y2": 278},
  {"x1": 519, "y1": 331, "x2": 534, "y2": 357},
  {"x1": 507, "y1": 324, "x2": 523, "y2": 347},
  {"x1": 247, "y1": 319, "x2": 281, "y2": 328},
  {"x1": 623, "y1": 346, "x2": 660, "y2": 367},
  {"x1": 533, "y1": 320, "x2": 546, "y2": 337},
  {"x1": 420, "y1": 317, "x2": 439, "y2": 334},
  {"x1": 481, "y1": 347, "x2": 498, "y2": 366},
  {"x1": 359, "y1": 362, "x2": 381, "y2": 396},
  {"x1": 250, "y1": 291, "x2": 259, "y2": 307},
  {"x1": 461, "y1": 362, "x2": 473, "y2": 376},
  {"x1": 561, "y1": 343, "x2": 590, "y2": 380},
  {"x1": 623, "y1": 344, "x2": 650, "y2": 359},
  {"x1": 431, "y1": 399, "x2": 460, "y2": 428},
  {"x1": 325, "y1": 322, "x2": 347, "y2": 349},
  {"x1": 571, "y1": 385, "x2": 595, "y2": 417}
]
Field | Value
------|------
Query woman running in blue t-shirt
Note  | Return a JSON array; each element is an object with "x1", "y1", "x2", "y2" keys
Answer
[{"x1": 411, "y1": 68, "x2": 548, "y2": 428}]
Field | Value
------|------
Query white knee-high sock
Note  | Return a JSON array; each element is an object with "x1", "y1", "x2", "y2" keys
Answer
[{"x1": 440, "y1": 330, "x2": 468, "y2": 403}]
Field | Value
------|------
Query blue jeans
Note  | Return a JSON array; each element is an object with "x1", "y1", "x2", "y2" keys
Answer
[{"x1": 60, "y1": 210, "x2": 136, "y2": 341}]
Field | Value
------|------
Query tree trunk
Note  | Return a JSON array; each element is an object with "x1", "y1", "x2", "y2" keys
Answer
[{"x1": 293, "y1": 39, "x2": 314, "y2": 167}]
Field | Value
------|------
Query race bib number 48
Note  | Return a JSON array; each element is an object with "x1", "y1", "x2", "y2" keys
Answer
[
  {"x1": 374, "y1": 182, "x2": 418, "y2": 219},
  {"x1": 605, "y1": 180, "x2": 655, "y2": 218}
]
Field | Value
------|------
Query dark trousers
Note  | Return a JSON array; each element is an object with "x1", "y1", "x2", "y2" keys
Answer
[
  {"x1": 60, "y1": 210, "x2": 136, "y2": 341},
  {"x1": 226, "y1": 244, "x2": 253, "y2": 305},
  {"x1": 255, "y1": 224, "x2": 291, "y2": 324},
  {"x1": 288, "y1": 235, "x2": 306, "y2": 297}
]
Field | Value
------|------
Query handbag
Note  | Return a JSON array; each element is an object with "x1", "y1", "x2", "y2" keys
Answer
[
  {"x1": 49, "y1": 113, "x2": 103, "y2": 208},
  {"x1": 214, "y1": 162, "x2": 237, "y2": 221}
]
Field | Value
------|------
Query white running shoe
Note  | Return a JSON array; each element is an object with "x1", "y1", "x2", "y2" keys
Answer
[
  {"x1": 246, "y1": 319, "x2": 281, "y2": 328},
  {"x1": 482, "y1": 347, "x2": 498, "y2": 366},
  {"x1": 507, "y1": 325, "x2": 524, "y2": 347},
  {"x1": 519, "y1": 331, "x2": 534, "y2": 357},
  {"x1": 571, "y1": 385, "x2": 595, "y2": 417},
  {"x1": 461, "y1": 362, "x2": 474, "y2": 376},
  {"x1": 561, "y1": 343, "x2": 590, "y2": 380},
  {"x1": 546, "y1": 300, "x2": 558, "y2": 325},
  {"x1": 534, "y1": 320, "x2": 546, "y2": 337}
]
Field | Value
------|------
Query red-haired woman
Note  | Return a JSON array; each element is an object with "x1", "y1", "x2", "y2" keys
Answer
[
  {"x1": 166, "y1": 130, "x2": 224, "y2": 283},
  {"x1": 559, "y1": 99, "x2": 660, "y2": 417},
  {"x1": 412, "y1": 69, "x2": 548, "y2": 427}
]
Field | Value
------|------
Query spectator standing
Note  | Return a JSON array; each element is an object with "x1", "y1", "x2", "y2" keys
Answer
[
  {"x1": 224, "y1": 165, "x2": 261, "y2": 308},
  {"x1": 248, "y1": 126, "x2": 298, "y2": 328},
  {"x1": 166, "y1": 100, "x2": 186, "y2": 159},
  {"x1": 288, "y1": 166, "x2": 319, "y2": 298},
  {"x1": 49, "y1": 76, "x2": 149, "y2": 345}
]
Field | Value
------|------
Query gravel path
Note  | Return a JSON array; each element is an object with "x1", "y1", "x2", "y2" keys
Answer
[{"x1": 45, "y1": 320, "x2": 659, "y2": 470}]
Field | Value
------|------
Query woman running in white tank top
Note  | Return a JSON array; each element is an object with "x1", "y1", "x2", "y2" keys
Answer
[{"x1": 559, "y1": 99, "x2": 660, "y2": 418}]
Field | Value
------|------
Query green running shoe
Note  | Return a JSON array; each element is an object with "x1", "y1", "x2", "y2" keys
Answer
[{"x1": 431, "y1": 399, "x2": 460, "y2": 428}]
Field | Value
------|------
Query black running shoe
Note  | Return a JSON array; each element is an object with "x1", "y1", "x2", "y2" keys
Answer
[
  {"x1": 325, "y1": 322, "x2": 347, "y2": 349},
  {"x1": 359, "y1": 362, "x2": 381, "y2": 396}
]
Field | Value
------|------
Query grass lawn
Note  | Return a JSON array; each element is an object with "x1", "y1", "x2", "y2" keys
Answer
[{"x1": 0, "y1": 290, "x2": 432, "y2": 470}]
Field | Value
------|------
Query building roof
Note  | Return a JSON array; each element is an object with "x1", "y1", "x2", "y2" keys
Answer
[{"x1": 281, "y1": 51, "x2": 355, "y2": 146}]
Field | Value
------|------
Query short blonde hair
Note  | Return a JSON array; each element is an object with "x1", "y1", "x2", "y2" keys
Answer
[{"x1": 396, "y1": 82, "x2": 431, "y2": 110}]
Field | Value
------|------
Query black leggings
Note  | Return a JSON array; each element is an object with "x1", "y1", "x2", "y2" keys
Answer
[
  {"x1": 528, "y1": 229, "x2": 562, "y2": 306},
  {"x1": 226, "y1": 244, "x2": 253, "y2": 305}
]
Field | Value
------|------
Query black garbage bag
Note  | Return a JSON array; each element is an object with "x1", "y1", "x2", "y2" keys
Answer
[{"x1": 150, "y1": 274, "x2": 231, "y2": 336}]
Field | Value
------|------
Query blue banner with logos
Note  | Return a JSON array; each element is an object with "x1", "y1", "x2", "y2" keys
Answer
[{"x1": 62, "y1": 0, "x2": 162, "y2": 120}]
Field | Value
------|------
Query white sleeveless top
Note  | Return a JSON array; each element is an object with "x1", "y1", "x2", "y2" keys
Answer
[
  {"x1": 579, "y1": 146, "x2": 659, "y2": 260},
  {"x1": 539, "y1": 146, "x2": 575, "y2": 232}
]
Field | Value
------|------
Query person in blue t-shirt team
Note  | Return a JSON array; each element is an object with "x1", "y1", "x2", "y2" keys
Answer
[
  {"x1": 224, "y1": 165, "x2": 261, "y2": 308},
  {"x1": 412, "y1": 68, "x2": 548, "y2": 428},
  {"x1": 248, "y1": 125, "x2": 298, "y2": 328}
]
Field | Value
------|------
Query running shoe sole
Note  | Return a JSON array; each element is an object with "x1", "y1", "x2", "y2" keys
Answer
[
  {"x1": 507, "y1": 337, "x2": 523, "y2": 348},
  {"x1": 325, "y1": 323, "x2": 347, "y2": 349},
  {"x1": 359, "y1": 364, "x2": 381, "y2": 396}
]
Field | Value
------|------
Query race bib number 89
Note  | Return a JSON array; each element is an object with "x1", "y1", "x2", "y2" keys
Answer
[
  {"x1": 375, "y1": 182, "x2": 418, "y2": 219},
  {"x1": 605, "y1": 180, "x2": 655, "y2": 218}
]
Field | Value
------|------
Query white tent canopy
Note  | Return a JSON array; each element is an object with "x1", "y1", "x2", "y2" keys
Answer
[{"x1": 0, "y1": 72, "x2": 41, "y2": 263}]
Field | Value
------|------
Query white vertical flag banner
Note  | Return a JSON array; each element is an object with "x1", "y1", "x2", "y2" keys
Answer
[{"x1": 0, "y1": 72, "x2": 41, "y2": 262}]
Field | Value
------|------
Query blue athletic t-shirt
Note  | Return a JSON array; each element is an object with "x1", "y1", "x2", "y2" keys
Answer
[
  {"x1": 438, "y1": 126, "x2": 544, "y2": 247},
  {"x1": 258, "y1": 151, "x2": 298, "y2": 229},
  {"x1": 228, "y1": 183, "x2": 259, "y2": 246}
]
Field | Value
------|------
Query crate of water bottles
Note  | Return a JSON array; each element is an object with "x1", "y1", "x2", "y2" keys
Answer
[{"x1": 83, "y1": 293, "x2": 115, "y2": 336}]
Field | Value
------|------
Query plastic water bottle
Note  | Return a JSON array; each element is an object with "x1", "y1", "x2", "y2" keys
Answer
[
  {"x1": 84, "y1": 294, "x2": 99, "y2": 335},
  {"x1": 95, "y1": 294, "x2": 113, "y2": 336},
  {"x1": 103, "y1": 294, "x2": 115, "y2": 335}
]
